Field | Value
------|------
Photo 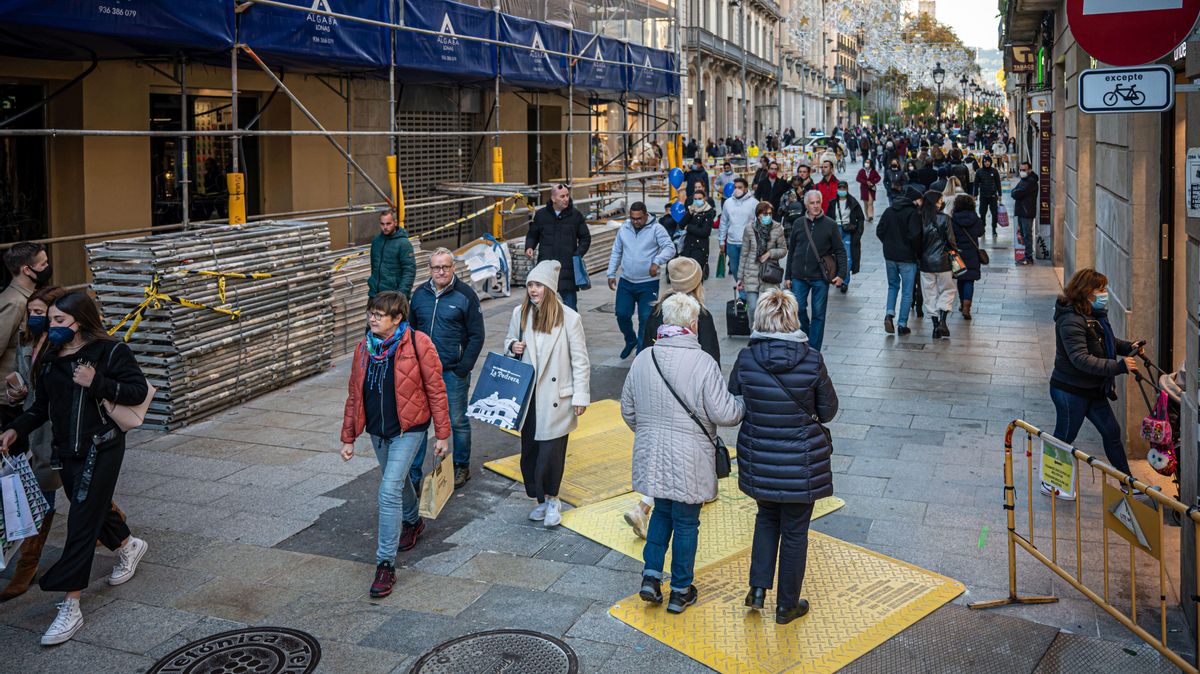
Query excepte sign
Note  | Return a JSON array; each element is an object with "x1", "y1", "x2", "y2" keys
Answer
[{"x1": 1078, "y1": 65, "x2": 1174, "y2": 114}]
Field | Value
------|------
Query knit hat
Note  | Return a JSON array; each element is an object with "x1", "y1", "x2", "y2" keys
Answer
[
  {"x1": 820, "y1": 152, "x2": 837, "y2": 165},
  {"x1": 526, "y1": 260, "x2": 561, "y2": 294},
  {"x1": 667, "y1": 256, "x2": 702, "y2": 294}
]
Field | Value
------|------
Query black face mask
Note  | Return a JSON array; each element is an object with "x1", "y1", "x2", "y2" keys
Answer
[{"x1": 27, "y1": 265, "x2": 52, "y2": 288}]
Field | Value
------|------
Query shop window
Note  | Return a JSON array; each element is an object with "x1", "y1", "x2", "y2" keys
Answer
[
  {"x1": 149, "y1": 93, "x2": 261, "y2": 229},
  {"x1": 0, "y1": 84, "x2": 48, "y2": 245}
]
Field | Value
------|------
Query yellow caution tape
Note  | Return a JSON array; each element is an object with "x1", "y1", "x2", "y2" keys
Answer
[
  {"x1": 330, "y1": 249, "x2": 369, "y2": 272},
  {"x1": 107, "y1": 275, "x2": 240, "y2": 343},
  {"x1": 180, "y1": 269, "x2": 273, "y2": 303}
]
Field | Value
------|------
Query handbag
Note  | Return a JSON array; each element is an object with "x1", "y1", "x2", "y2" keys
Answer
[
  {"x1": 757, "y1": 361, "x2": 834, "y2": 451},
  {"x1": 948, "y1": 249, "x2": 969, "y2": 278},
  {"x1": 97, "y1": 343, "x2": 155, "y2": 433},
  {"x1": 797, "y1": 217, "x2": 837, "y2": 283},
  {"x1": 572, "y1": 256, "x2": 591, "y2": 291},
  {"x1": 0, "y1": 452, "x2": 49, "y2": 550},
  {"x1": 1141, "y1": 390, "x2": 1173, "y2": 446},
  {"x1": 650, "y1": 349, "x2": 731, "y2": 479},
  {"x1": 753, "y1": 224, "x2": 784, "y2": 285}
]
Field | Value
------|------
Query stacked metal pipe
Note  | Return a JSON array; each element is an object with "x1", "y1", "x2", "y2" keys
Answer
[{"x1": 87, "y1": 221, "x2": 334, "y2": 430}]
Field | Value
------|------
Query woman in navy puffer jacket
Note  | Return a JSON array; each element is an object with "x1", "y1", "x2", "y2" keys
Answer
[{"x1": 729, "y1": 288, "x2": 838, "y2": 626}]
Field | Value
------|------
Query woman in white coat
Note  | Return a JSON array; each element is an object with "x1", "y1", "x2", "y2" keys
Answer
[
  {"x1": 621, "y1": 293, "x2": 744, "y2": 614},
  {"x1": 504, "y1": 260, "x2": 591, "y2": 527}
]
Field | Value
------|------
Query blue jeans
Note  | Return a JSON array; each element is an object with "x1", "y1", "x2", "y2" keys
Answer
[
  {"x1": 1049, "y1": 385, "x2": 1130, "y2": 475},
  {"x1": 1017, "y1": 216, "x2": 1034, "y2": 262},
  {"x1": 839, "y1": 229, "x2": 853, "y2": 288},
  {"x1": 560, "y1": 289, "x2": 578, "y2": 311},
  {"x1": 726, "y1": 243, "x2": 743, "y2": 279},
  {"x1": 411, "y1": 370, "x2": 471, "y2": 486},
  {"x1": 957, "y1": 278, "x2": 975, "y2": 302},
  {"x1": 372, "y1": 432, "x2": 424, "y2": 565},
  {"x1": 885, "y1": 260, "x2": 918, "y2": 327},
  {"x1": 790, "y1": 278, "x2": 830, "y2": 351},
  {"x1": 642, "y1": 498, "x2": 702, "y2": 593},
  {"x1": 614, "y1": 278, "x2": 660, "y2": 351}
]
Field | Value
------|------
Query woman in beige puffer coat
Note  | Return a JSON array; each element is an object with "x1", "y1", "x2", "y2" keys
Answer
[
  {"x1": 737, "y1": 201, "x2": 787, "y2": 323},
  {"x1": 621, "y1": 293, "x2": 743, "y2": 615}
]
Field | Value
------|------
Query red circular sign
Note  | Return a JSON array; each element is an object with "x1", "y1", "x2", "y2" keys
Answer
[{"x1": 1067, "y1": 0, "x2": 1200, "y2": 66}]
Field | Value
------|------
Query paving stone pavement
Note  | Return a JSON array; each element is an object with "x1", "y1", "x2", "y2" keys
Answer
[{"x1": 0, "y1": 160, "x2": 1186, "y2": 672}]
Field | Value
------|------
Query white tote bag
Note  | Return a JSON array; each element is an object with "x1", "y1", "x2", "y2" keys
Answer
[{"x1": 0, "y1": 470, "x2": 37, "y2": 542}]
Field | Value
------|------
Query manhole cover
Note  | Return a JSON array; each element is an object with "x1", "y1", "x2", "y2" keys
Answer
[
  {"x1": 411, "y1": 629, "x2": 578, "y2": 674},
  {"x1": 149, "y1": 627, "x2": 321, "y2": 674}
]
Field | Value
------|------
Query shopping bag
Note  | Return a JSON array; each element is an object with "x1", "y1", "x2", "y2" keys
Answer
[
  {"x1": 419, "y1": 453, "x2": 453, "y2": 519},
  {"x1": 1013, "y1": 234, "x2": 1026, "y2": 264},
  {"x1": 715, "y1": 250, "x2": 726, "y2": 278},
  {"x1": 0, "y1": 453, "x2": 48, "y2": 546},
  {"x1": 572, "y1": 256, "x2": 591, "y2": 291},
  {"x1": 467, "y1": 352, "x2": 535, "y2": 431},
  {"x1": 997, "y1": 203, "x2": 1010, "y2": 227}
]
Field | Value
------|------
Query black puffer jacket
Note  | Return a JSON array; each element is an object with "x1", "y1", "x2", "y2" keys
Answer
[
  {"x1": 876, "y1": 197, "x2": 922, "y2": 263},
  {"x1": 974, "y1": 166, "x2": 1002, "y2": 198},
  {"x1": 729, "y1": 333, "x2": 838, "y2": 503},
  {"x1": 526, "y1": 204, "x2": 591, "y2": 292},
  {"x1": 919, "y1": 212, "x2": 957, "y2": 273},
  {"x1": 1051, "y1": 301, "x2": 1135, "y2": 399}
]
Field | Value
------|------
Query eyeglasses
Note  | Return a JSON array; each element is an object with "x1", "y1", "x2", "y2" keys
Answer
[
  {"x1": 366, "y1": 311, "x2": 392, "y2": 322},
  {"x1": 430, "y1": 265, "x2": 454, "y2": 272}
]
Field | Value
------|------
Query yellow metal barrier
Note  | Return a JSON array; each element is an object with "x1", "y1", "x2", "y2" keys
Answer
[{"x1": 970, "y1": 419, "x2": 1200, "y2": 672}]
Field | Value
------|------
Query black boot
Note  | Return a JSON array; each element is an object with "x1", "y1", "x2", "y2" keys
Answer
[
  {"x1": 931, "y1": 315, "x2": 939, "y2": 338},
  {"x1": 744, "y1": 587, "x2": 767, "y2": 610},
  {"x1": 938, "y1": 310, "x2": 950, "y2": 337}
]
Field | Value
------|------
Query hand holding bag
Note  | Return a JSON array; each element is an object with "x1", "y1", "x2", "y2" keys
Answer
[
  {"x1": 651, "y1": 349, "x2": 732, "y2": 479},
  {"x1": 419, "y1": 453, "x2": 454, "y2": 518},
  {"x1": 0, "y1": 452, "x2": 49, "y2": 546}
]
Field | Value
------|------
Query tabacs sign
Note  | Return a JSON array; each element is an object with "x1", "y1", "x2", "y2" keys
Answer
[
  {"x1": 1010, "y1": 45, "x2": 1036, "y2": 73},
  {"x1": 1079, "y1": 65, "x2": 1174, "y2": 114}
]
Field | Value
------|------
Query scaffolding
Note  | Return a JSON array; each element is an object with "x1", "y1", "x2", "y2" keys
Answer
[{"x1": 0, "y1": 0, "x2": 685, "y2": 256}]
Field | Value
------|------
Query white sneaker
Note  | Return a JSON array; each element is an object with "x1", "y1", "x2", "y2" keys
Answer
[
  {"x1": 543, "y1": 498, "x2": 562, "y2": 528},
  {"x1": 623, "y1": 505, "x2": 650, "y2": 539},
  {"x1": 109, "y1": 537, "x2": 148, "y2": 586},
  {"x1": 529, "y1": 502, "x2": 548, "y2": 521},
  {"x1": 41, "y1": 598, "x2": 83, "y2": 646}
]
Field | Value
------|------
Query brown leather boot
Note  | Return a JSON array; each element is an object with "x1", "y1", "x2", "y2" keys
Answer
[
  {"x1": 0, "y1": 510, "x2": 53, "y2": 602},
  {"x1": 961, "y1": 299, "x2": 973, "y2": 321}
]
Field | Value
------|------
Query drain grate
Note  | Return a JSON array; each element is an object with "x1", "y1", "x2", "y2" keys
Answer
[
  {"x1": 411, "y1": 629, "x2": 578, "y2": 674},
  {"x1": 149, "y1": 627, "x2": 321, "y2": 674}
]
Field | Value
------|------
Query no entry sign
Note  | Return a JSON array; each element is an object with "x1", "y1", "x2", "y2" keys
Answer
[{"x1": 1067, "y1": 0, "x2": 1200, "y2": 66}]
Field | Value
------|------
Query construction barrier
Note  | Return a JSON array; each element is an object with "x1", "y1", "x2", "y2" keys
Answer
[{"x1": 970, "y1": 419, "x2": 1200, "y2": 672}]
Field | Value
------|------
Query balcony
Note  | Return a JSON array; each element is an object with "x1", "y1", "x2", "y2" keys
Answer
[{"x1": 684, "y1": 27, "x2": 779, "y2": 80}]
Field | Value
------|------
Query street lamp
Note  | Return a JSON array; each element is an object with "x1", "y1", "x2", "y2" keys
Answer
[
  {"x1": 958, "y1": 74, "x2": 968, "y2": 122},
  {"x1": 932, "y1": 61, "x2": 945, "y2": 126}
]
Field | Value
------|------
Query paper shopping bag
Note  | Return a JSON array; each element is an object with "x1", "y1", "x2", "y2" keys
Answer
[
  {"x1": 419, "y1": 453, "x2": 453, "y2": 519},
  {"x1": 997, "y1": 203, "x2": 1010, "y2": 227},
  {"x1": 0, "y1": 453, "x2": 48, "y2": 546},
  {"x1": 467, "y1": 352, "x2": 535, "y2": 431}
]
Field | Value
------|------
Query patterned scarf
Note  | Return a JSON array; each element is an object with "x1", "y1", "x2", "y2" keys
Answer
[
  {"x1": 656, "y1": 324, "x2": 693, "y2": 341},
  {"x1": 362, "y1": 323, "x2": 408, "y2": 393}
]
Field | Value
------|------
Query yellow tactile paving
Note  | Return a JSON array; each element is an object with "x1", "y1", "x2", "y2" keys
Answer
[
  {"x1": 560, "y1": 475, "x2": 844, "y2": 571},
  {"x1": 609, "y1": 533, "x2": 965, "y2": 674},
  {"x1": 484, "y1": 399, "x2": 635, "y2": 506}
]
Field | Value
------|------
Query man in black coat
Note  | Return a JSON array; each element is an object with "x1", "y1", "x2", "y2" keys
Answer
[
  {"x1": 1009, "y1": 161, "x2": 1039, "y2": 266},
  {"x1": 784, "y1": 190, "x2": 847, "y2": 351},
  {"x1": 683, "y1": 158, "x2": 710, "y2": 199},
  {"x1": 525, "y1": 184, "x2": 591, "y2": 310},
  {"x1": 875, "y1": 185, "x2": 923, "y2": 335},
  {"x1": 974, "y1": 155, "x2": 1003, "y2": 235},
  {"x1": 755, "y1": 160, "x2": 789, "y2": 212}
]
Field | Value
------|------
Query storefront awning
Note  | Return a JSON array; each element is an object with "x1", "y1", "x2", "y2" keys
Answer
[
  {"x1": 238, "y1": 0, "x2": 389, "y2": 72},
  {"x1": 394, "y1": 0, "x2": 497, "y2": 84},
  {"x1": 497, "y1": 13, "x2": 568, "y2": 90},
  {"x1": 626, "y1": 43, "x2": 678, "y2": 99}
]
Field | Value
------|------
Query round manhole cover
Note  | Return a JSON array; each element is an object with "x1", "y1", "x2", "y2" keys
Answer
[
  {"x1": 149, "y1": 627, "x2": 321, "y2": 674},
  {"x1": 411, "y1": 629, "x2": 578, "y2": 674}
]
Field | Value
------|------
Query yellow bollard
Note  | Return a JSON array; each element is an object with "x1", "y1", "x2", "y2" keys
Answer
[
  {"x1": 491, "y1": 146, "x2": 504, "y2": 238},
  {"x1": 666, "y1": 140, "x2": 677, "y2": 200},
  {"x1": 227, "y1": 173, "x2": 246, "y2": 225},
  {"x1": 387, "y1": 155, "x2": 405, "y2": 226}
]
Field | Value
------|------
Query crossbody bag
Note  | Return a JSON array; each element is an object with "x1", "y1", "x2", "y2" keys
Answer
[
  {"x1": 650, "y1": 349, "x2": 731, "y2": 479},
  {"x1": 798, "y1": 218, "x2": 837, "y2": 284},
  {"x1": 754, "y1": 355, "x2": 833, "y2": 451}
]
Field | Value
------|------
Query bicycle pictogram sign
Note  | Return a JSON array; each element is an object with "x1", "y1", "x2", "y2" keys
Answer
[{"x1": 1102, "y1": 83, "x2": 1145, "y2": 107}]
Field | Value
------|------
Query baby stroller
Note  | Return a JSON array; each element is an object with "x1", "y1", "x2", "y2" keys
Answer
[{"x1": 1132, "y1": 353, "x2": 1185, "y2": 525}]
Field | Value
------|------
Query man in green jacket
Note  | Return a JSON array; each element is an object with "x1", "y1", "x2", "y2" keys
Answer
[{"x1": 368, "y1": 210, "x2": 416, "y2": 299}]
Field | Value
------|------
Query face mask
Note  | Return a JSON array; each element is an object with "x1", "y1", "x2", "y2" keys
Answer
[
  {"x1": 768, "y1": 171, "x2": 778, "y2": 178},
  {"x1": 1092, "y1": 292, "x2": 1109, "y2": 311},
  {"x1": 734, "y1": 189, "x2": 745, "y2": 198},
  {"x1": 891, "y1": 164, "x2": 899, "y2": 169},
  {"x1": 1019, "y1": 171, "x2": 1029, "y2": 178},
  {"x1": 48, "y1": 325, "x2": 75, "y2": 347},
  {"x1": 759, "y1": 215, "x2": 773, "y2": 225},
  {"x1": 837, "y1": 190, "x2": 848, "y2": 198},
  {"x1": 693, "y1": 199, "x2": 705, "y2": 207},
  {"x1": 27, "y1": 315, "x2": 47, "y2": 337},
  {"x1": 27, "y1": 265, "x2": 52, "y2": 287}
]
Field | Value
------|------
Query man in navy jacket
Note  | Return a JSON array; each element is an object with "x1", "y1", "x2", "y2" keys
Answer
[{"x1": 409, "y1": 248, "x2": 486, "y2": 488}]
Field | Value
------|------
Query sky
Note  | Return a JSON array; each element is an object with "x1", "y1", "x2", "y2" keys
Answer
[{"x1": 936, "y1": 0, "x2": 1003, "y2": 51}]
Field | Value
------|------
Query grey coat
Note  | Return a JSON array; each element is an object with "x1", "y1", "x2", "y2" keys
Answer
[{"x1": 621, "y1": 334, "x2": 744, "y2": 504}]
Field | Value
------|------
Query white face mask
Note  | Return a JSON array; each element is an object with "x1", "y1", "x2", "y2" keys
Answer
[{"x1": 1019, "y1": 171, "x2": 1029, "y2": 178}]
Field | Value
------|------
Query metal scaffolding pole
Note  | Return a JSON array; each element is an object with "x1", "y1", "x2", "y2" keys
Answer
[
  {"x1": 231, "y1": 49, "x2": 239, "y2": 178},
  {"x1": 179, "y1": 56, "x2": 190, "y2": 230}
]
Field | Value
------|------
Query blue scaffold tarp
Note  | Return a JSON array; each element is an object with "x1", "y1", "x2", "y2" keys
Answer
[
  {"x1": 238, "y1": 0, "x2": 389, "y2": 71},
  {"x1": 0, "y1": 0, "x2": 233, "y2": 60},
  {"x1": 626, "y1": 43, "x2": 678, "y2": 98},
  {"x1": 395, "y1": 0, "x2": 496, "y2": 84},
  {"x1": 498, "y1": 13, "x2": 568, "y2": 90},
  {"x1": 570, "y1": 31, "x2": 625, "y2": 96}
]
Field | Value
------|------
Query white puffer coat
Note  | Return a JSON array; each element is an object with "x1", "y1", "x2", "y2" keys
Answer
[{"x1": 621, "y1": 333, "x2": 744, "y2": 504}]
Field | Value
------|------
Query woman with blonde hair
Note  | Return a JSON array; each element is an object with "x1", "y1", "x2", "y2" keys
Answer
[
  {"x1": 505, "y1": 261, "x2": 591, "y2": 527},
  {"x1": 730, "y1": 288, "x2": 837, "y2": 625}
]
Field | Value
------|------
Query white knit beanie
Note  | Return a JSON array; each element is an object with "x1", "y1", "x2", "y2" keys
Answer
[{"x1": 525, "y1": 260, "x2": 561, "y2": 295}]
